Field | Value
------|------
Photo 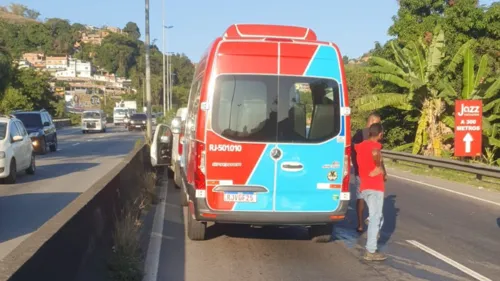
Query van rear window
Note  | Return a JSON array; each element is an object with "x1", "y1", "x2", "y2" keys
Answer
[{"x1": 211, "y1": 75, "x2": 341, "y2": 143}]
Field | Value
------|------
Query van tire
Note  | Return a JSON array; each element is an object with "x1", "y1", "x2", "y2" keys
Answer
[
  {"x1": 309, "y1": 224, "x2": 334, "y2": 243},
  {"x1": 187, "y1": 208, "x2": 206, "y2": 241}
]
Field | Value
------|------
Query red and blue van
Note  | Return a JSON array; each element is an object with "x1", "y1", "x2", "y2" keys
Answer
[{"x1": 179, "y1": 24, "x2": 352, "y2": 242}]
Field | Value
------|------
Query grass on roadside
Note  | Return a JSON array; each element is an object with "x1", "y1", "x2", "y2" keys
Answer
[
  {"x1": 384, "y1": 158, "x2": 500, "y2": 192},
  {"x1": 107, "y1": 157, "x2": 158, "y2": 281}
]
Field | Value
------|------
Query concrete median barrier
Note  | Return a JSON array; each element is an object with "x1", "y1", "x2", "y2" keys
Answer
[
  {"x1": 0, "y1": 144, "x2": 152, "y2": 281},
  {"x1": 53, "y1": 119, "x2": 72, "y2": 129}
]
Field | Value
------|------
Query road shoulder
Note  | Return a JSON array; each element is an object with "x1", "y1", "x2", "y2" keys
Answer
[{"x1": 386, "y1": 166, "x2": 500, "y2": 207}]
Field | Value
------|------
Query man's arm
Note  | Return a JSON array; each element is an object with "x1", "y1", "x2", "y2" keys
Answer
[{"x1": 369, "y1": 147, "x2": 384, "y2": 177}]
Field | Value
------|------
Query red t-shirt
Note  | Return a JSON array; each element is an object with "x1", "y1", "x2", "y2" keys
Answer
[{"x1": 354, "y1": 140, "x2": 384, "y2": 192}]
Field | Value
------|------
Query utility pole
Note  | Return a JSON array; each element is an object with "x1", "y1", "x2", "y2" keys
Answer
[
  {"x1": 163, "y1": 26, "x2": 173, "y2": 113},
  {"x1": 162, "y1": 0, "x2": 166, "y2": 117},
  {"x1": 145, "y1": 0, "x2": 152, "y2": 138},
  {"x1": 169, "y1": 62, "x2": 173, "y2": 110}
]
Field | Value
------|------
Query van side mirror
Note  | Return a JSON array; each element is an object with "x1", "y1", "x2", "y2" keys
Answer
[
  {"x1": 12, "y1": 135, "x2": 23, "y2": 142},
  {"x1": 170, "y1": 117, "x2": 182, "y2": 134}
]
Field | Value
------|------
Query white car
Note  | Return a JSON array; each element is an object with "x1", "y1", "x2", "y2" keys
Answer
[
  {"x1": 0, "y1": 115, "x2": 36, "y2": 183},
  {"x1": 82, "y1": 110, "x2": 107, "y2": 133}
]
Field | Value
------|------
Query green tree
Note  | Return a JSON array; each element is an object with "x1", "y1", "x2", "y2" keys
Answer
[
  {"x1": 44, "y1": 18, "x2": 74, "y2": 55},
  {"x1": 8, "y1": 3, "x2": 28, "y2": 16},
  {"x1": 438, "y1": 46, "x2": 500, "y2": 149},
  {"x1": 1, "y1": 87, "x2": 32, "y2": 112},
  {"x1": 345, "y1": 64, "x2": 374, "y2": 130},
  {"x1": 356, "y1": 26, "x2": 453, "y2": 156},
  {"x1": 389, "y1": 0, "x2": 446, "y2": 45},
  {"x1": 25, "y1": 9, "x2": 40, "y2": 20},
  {"x1": 94, "y1": 33, "x2": 139, "y2": 77},
  {"x1": 123, "y1": 22, "x2": 141, "y2": 40},
  {"x1": 10, "y1": 68, "x2": 57, "y2": 112},
  {"x1": 0, "y1": 41, "x2": 12, "y2": 94}
]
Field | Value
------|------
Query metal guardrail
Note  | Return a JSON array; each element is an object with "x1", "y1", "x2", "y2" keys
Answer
[{"x1": 382, "y1": 150, "x2": 500, "y2": 180}]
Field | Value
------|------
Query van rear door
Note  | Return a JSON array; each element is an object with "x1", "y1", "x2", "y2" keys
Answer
[
  {"x1": 274, "y1": 44, "x2": 347, "y2": 212},
  {"x1": 206, "y1": 74, "x2": 278, "y2": 212}
]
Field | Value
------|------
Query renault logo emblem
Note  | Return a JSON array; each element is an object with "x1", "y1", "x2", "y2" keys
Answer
[{"x1": 270, "y1": 147, "x2": 282, "y2": 160}]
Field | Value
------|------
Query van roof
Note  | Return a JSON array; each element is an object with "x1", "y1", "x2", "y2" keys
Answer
[{"x1": 223, "y1": 24, "x2": 317, "y2": 41}]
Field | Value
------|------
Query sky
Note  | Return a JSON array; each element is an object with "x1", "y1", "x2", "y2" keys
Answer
[{"x1": 2, "y1": 0, "x2": 497, "y2": 63}]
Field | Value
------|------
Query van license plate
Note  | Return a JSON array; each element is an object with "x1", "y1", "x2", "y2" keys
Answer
[{"x1": 223, "y1": 192, "x2": 256, "y2": 203}]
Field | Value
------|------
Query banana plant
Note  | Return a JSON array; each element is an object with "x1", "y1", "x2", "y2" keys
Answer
[
  {"x1": 355, "y1": 25, "x2": 448, "y2": 156},
  {"x1": 438, "y1": 46, "x2": 500, "y2": 154}
]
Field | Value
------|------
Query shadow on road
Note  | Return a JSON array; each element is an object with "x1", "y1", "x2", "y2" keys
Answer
[
  {"x1": 497, "y1": 218, "x2": 500, "y2": 228},
  {"x1": 0, "y1": 192, "x2": 80, "y2": 245},
  {"x1": 13, "y1": 162, "x2": 99, "y2": 183},
  {"x1": 334, "y1": 177, "x2": 399, "y2": 249}
]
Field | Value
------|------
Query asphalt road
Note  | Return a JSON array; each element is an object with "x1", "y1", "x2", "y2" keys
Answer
[
  {"x1": 0, "y1": 124, "x2": 144, "y2": 261},
  {"x1": 151, "y1": 169, "x2": 500, "y2": 281}
]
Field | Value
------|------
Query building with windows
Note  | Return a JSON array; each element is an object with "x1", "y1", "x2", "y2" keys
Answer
[
  {"x1": 54, "y1": 58, "x2": 92, "y2": 78},
  {"x1": 46, "y1": 56, "x2": 68, "y2": 70}
]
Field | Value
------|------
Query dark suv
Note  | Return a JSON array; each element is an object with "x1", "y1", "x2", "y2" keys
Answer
[
  {"x1": 13, "y1": 110, "x2": 58, "y2": 154},
  {"x1": 127, "y1": 113, "x2": 147, "y2": 131}
]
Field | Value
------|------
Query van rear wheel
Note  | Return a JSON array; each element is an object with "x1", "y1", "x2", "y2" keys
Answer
[
  {"x1": 187, "y1": 207, "x2": 206, "y2": 241},
  {"x1": 309, "y1": 224, "x2": 334, "y2": 243}
]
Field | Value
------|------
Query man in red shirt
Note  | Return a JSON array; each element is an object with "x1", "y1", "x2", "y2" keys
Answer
[
  {"x1": 354, "y1": 123, "x2": 387, "y2": 261},
  {"x1": 351, "y1": 112, "x2": 386, "y2": 233}
]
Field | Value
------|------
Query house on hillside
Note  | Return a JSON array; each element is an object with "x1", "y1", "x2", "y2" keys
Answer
[
  {"x1": 22, "y1": 52, "x2": 45, "y2": 66},
  {"x1": 54, "y1": 58, "x2": 92, "y2": 78},
  {"x1": 46, "y1": 56, "x2": 68, "y2": 70},
  {"x1": 105, "y1": 26, "x2": 122, "y2": 33}
]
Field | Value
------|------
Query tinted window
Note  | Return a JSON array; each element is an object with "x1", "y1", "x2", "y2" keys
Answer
[
  {"x1": 211, "y1": 75, "x2": 340, "y2": 143},
  {"x1": 9, "y1": 121, "x2": 21, "y2": 138},
  {"x1": 14, "y1": 113, "x2": 42, "y2": 128},
  {"x1": 131, "y1": 114, "x2": 147, "y2": 120},
  {"x1": 41, "y1": 113, "x2": 49, "y2": 125},
  {"x1": 114, "y1": 109, "x2": 128, "y2": 115},
  {"x1": 0, "y1": 123, "x2": 7, "y2": 140},
  {"x1": 83, "y1": 112, "x2": 101, "y2": 119},
  {"x1": 278, "y1": 77, "x2": 340, "y2": 143},
  {"x1": 15, "y1": 121, "x2": 27, "y2": 136},
  {"x1": 212, "y1": 75, "x2": 277, "y2": 142}
]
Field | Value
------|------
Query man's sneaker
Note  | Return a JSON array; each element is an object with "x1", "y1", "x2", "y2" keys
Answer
[{"x1": 364, "y1": 251, "x2": 387, "y2": 261}]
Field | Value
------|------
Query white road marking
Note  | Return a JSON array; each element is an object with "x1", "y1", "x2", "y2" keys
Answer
[
  {"x1": 57, "y1": 149, "x2": 62, "y2": 151},
  {"x1": 72, "y1": 143, "x2": 80, "y2": 146},
  {"x1": 389, "y1": 174, "x2": 500, "y2": 208},
  {"x1": 87, "y1": 139, "x2": 93, "y2": 142},
  {"x1": 407, "y1": 240, "x2": 492, "y2": 281},
  {"x1": 142, "y1": 177, "x2": 168, "y2": 281}
]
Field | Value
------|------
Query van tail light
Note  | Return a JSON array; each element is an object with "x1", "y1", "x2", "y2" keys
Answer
[
  {"x1": 194, "y1": 142, "x2": 206, "y2": 190},
  {"x1": 342, "y1": 146, "x2": 351, "y2": 193},
  {"x1": 178, "y1": 132, "x2": 184, "y2": 155}
]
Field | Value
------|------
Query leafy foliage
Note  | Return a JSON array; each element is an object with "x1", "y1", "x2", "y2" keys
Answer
[
  {"x1": 351, "y1": 0, "x2": 500, "y2": 165},
  {"x1": 0, "y1": 4, "x2": 196, "y2": 117}
]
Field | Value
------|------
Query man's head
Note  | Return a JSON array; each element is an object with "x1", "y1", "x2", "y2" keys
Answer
[
  {"x1": 366, "y1": 112, "x2": 381, "y2": 127},
  {"x1": 368, "y1": 122, "x2": 384, "y2": 142}
]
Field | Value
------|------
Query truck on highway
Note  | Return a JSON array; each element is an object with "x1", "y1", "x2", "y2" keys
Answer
[
  {"x1": 153, "y1": 24, "x2": 352, "y2": 242},
  {"x1": 113, "y1": 100, "x2": 137, "y2": 125}
]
